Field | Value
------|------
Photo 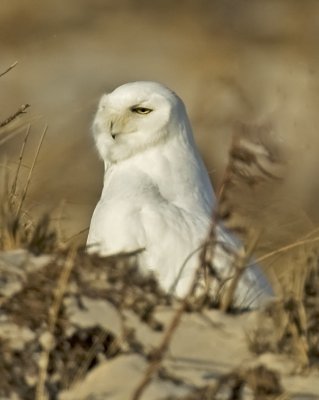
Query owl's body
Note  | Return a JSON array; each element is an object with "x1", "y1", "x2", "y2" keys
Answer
[{"x1": 87, "y1": 81, "x2": 270, "y2": 303}]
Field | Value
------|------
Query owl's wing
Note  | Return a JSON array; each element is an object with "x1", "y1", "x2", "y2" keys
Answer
[
  {"x1": 87, "y1": 195, "x2": 147, "y2": 256},
  {"x1": 87, "y1": 167, "x2": 210, "y2": 297},
  {"x1": 139, "y1": 185, "x2": 273, "y2": 306},
  {"x1": 136, "y1": 183, "x2": 211, "y2": 297},
  {"x1": 87, "y1": 169, "x2": 151, "y2": 256}
]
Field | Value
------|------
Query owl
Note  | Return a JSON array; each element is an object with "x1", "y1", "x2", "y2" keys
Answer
[{"x1": 87, "y1": 81, "x2": 270, "y2": 306}]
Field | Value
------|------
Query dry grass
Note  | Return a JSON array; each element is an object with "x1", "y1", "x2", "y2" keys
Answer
[
  {"x1": 0, "y1": 130, "x2": 57, "y2": 254},
  {"x1": 186, "y1": 365, "x2": 287, "y2": 400},
  {"x1": 0, "y1": 65, "x2": 62, "y2": 255},
  {"x1": 35, "y1": 246, "x2": 77, "y2": 400}
]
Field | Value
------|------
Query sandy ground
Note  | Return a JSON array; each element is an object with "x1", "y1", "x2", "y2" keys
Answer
[{"x1": 1, "y1": 249, "x2": 319, "y2": 400}]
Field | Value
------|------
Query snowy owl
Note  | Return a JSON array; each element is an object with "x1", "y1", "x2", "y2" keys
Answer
[{"x1": 87, "y1": 81, "x2": 271, "y2": 307}]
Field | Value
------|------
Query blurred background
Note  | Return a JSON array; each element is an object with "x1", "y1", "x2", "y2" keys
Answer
[{"x1": 1, "y1": 0, "x2": 319, "y2": 242}]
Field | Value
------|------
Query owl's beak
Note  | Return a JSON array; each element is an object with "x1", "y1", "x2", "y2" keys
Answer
[
  {"x1": 111, "y1": 131, "x2": 121, "y2": 140},
  {"x1": 110, "y1": 121, "x2": 115, "y2": 139},
  {"x1": 110, "y1": 120, "x2": 121, "y2": 140},
  {"x1": 109, "y1": 117, "x2": 134, "y2": 139}
]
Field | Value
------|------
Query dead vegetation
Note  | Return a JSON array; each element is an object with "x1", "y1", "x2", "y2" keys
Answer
[
  {"x1": 176, "y1": 365, "x2": 286, "y2": 400},
  {"x1": 0, "y1": 63, "x2": 56, "y2": 254},
  {"x1": 211, "y1": 125, "x2": 319, "y2": 369}
]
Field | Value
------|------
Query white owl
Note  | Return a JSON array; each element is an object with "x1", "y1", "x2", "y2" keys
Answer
[{"x1": 87, "y1": 81, "x2": 271, "y2": 307}]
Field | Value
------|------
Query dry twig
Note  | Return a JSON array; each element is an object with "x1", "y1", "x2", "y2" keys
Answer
[
  {"x1": 131, "y1": 301, "x2": 186, "y2": 400},
  {"x1": 35, "y1": 246, "x2": 77, "y2": 400},
  {"x1": 131, "y1": 263, "x2": 203, "y2": 400},
  {"x1": 254, "y1": 236, "x2": 319, "y2": 266},
  {"x1": 16, "y1": 125, "x2": 48, "y2": 216},
  {"x1": 10, "y1": 124, "x2": 31, "y2": 198},
  {"x1": 0, "y1": 61, "x2": 18, "y2": 78},
  {"x1": 220, "y1": 231, "x2": 260, "y2": 312},
  {"x1": 0, "y1": 104, "x2": 30, "y2": 129}
]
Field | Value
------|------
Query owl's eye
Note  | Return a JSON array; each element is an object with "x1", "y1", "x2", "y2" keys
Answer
[{"x1": 131, "y1": 106, "x2": 153, "y2": 115}]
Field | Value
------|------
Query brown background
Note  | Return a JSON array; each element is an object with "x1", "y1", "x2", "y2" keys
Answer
[{"x1": 1, "y1": 0, "x2": 319, "y2": 241}]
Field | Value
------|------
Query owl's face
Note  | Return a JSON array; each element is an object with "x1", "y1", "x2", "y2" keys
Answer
[{"x1": 92, "y1": 81, "x2": 187, "y2": 163}]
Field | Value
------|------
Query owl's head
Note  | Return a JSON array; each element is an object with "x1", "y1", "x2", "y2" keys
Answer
[{"x1": 92, "y1": 81, "x2": 191, "y2": 163}]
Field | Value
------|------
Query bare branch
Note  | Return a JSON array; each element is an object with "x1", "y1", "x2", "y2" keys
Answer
[
  {"x1": 0, "y1": 61, "x2": 18, "y2": 78},
  {"x1": 131, "y1": 300, "x2": 186, "y2": 400},
  {"x1": 0, "y1": 104, "x2": 30, "y2": 128}
]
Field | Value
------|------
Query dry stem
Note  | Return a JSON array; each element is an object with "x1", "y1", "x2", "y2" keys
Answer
[
  {"x1": 16, "y1": 125, "x2": 48, "y2": 216},
  {"x1": 35, "y1": 246, "x2": 77, "y2": 400},
  {"x1": 131, "y1": 300, "x2": 186, "y2": 400},
  {"x1": 0, "y1": 61, "x2": 18, "y2": 78},
  {"x1": 0, "y1": 104, "x2": 30, "y2": 128},
  {"x1": 10, "y1": 124, "x2": 31, "y2": 198},
  {"x1": 253, "y1": 235, "x2": 319, "y2": 266},
  {"x1": 220, "y1": 231, "x2": 260, "y2": 312},
  {"x1": 131, "y1": 261, "x2": 204, "y2": 400}
]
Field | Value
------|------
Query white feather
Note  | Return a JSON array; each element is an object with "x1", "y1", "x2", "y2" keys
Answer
[{"x1": 87, "y1": 81, "x2": 271, "y2": 306}]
